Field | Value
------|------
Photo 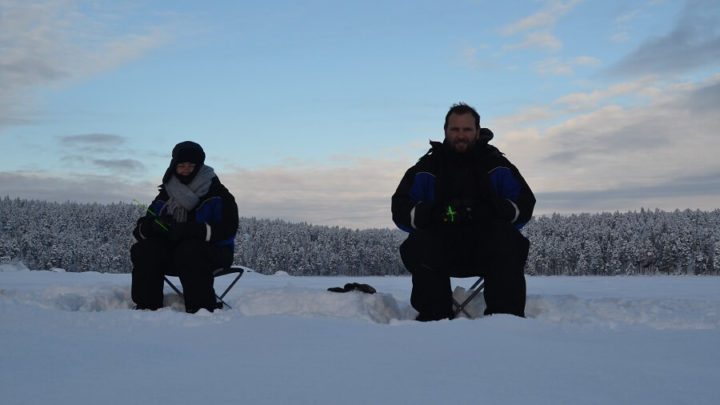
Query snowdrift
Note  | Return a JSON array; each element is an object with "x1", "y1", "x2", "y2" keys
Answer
[{"x1": 2, "y1": 263, "x2": 719, "y2": 329}]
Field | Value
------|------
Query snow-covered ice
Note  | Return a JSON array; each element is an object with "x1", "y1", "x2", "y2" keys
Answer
[{"x1": 1, "y1": 263, "x2": 719, "y2": 404}]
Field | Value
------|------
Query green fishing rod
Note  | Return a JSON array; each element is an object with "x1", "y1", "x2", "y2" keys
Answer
[{"x1": 132, "y1": 199, "x2": 169, "y2": 231}]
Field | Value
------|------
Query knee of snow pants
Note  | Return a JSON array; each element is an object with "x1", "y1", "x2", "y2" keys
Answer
[
  {"x1": 130, "y1": 239, "x2": 172, "y2": 309},
  {"x1": 171, "y1": 239, "x2": 232, "y2": 313},
  {"x1": 480, "y1": 225, "x2": 529, "y2": 317}
]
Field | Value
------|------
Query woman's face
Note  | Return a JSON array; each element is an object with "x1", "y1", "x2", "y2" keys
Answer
[{"x1": 175, "y1": 162, "x2": 196, "y2": 177}]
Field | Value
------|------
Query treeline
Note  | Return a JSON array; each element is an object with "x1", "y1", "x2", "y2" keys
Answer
[
  {"x1": 1, "y1": 197, "x2": 719, "y2": 275},
  {"x1": 0, "y1": 198, "x2": 137, "y2": 273},
  {"x1": 522, "y1": 209, "x2": 720, "y2": 276},
  {"x1": 0, "y1": 197, "x2": 406, "y2": 275},
  {"x1": 235, "y1": 218, "x2": 405, "y2": 276}
]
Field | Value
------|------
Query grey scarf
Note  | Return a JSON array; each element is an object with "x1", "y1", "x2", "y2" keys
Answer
[{"x1": 161, "y1": 165, "x2": 216, "y2": 223}]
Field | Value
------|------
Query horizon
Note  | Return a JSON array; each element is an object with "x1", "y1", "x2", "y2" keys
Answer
[{"x1": 2, "y1": 193, "x2": 717, "y2": 232}]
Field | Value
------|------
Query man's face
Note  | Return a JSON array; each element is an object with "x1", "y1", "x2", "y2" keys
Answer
[{"x1": 445, "y1": 113, "x2": 479, "y2": 153}]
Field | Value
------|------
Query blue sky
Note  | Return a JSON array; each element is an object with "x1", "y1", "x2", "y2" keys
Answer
[{"x1": 1, "y1": 0, "x2": 719, "y2": 229}]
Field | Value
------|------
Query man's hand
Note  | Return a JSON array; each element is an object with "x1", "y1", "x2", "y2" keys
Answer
[
  {"x1": 443, "y1": 200, "x2": 492, "y2": 225},
  {"x1": 412, "y1": 202, "x2": 452, "y2": 229},
  {"x1": 414, "y1": 201, "x2": 491, "y2": 228},
  {"x1": 412, "y1": 201, "x2": 435, "y2": 229},
  {"x1": 493, "y1": 198, "x2": 519, "y2": 223}
]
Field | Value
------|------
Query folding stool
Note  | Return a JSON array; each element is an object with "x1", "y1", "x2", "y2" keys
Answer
[
  {"x1": 163, "y1": 265, "x2": 247, "y2": 310},
  {"x1": 452, "y1": 277, "x2": 485, "y2": 318}
]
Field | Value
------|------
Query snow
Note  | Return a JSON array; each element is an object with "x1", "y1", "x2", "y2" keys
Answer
[{"x1": 1, "y1": 263, "x2": 719, "y2": 404}]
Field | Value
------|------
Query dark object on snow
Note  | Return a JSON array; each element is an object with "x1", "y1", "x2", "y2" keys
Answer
[{"x1": 328, "y1": 283, "x2": 376, "y2": 294}]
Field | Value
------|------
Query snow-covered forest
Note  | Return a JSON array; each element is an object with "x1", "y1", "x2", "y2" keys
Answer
[
  {"x1": 0, "y1": 197, "x2": 405, "y2": 275},
  {"x1": 1, "y1": 196, "x2": 719, "y2": 275},
  {"x1": 524, "y1": 209, "x2": 720, "y2": 276}
]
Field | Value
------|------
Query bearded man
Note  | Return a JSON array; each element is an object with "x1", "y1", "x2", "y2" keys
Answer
[{"x1": 391, "y1": 103, "x2": 535, "y2": 321}]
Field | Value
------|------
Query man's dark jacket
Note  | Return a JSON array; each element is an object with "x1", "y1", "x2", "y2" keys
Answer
[{"x1": 392, "y1": 132, "x2": 535, "y2": 232}]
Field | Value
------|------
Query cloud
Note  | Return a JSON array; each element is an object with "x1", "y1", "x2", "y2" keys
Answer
[
  {"x1": 682, "y1": 76, "x2": 720, "y2": 112},
  {"x1": 57, "y1": 133, "x2": 147, "y2": 172},
  {"x1": 0, "y1": 0, "x2": 171, "y2": 129},
  {"x1": 60, "y1": 133, "x2": 126, "y2": 147},
  {"x1": 552, "y1": 77, "x2": 661, "y2": 110},
  {"x1": 459, "y1": 45, "x2": 501, "y2": 71},
  {"x1": 533, "y1": 56, "x2": 601, "y2": 76},
  {"x1": 493, "y1": 76, "x2": 661, "y2": 128},
  {"x1": 537, "y1": 171, "x2": 720, "y2": 214},
  {"x1": 220, "y1": 155, "x2": 417, "y2": 229},
  {"x1": 610, "y1": 8, "x2": 642, "y2": 43},
  {"x1": 93, "y1": 159, "x2": 145, "y2": 171},
  {"x1": 60, "y1": 133, "x2": 125, "y2": 144},
  {"x1": 605, "y1": 0, "x2": 720, "y2": 78},
  {"x1": 610, "y1": 32, "x2": 630, "y2": 43},
  {"x1": 0, "y1": 171, "x2": 156, "y2": 205},
  {"x1": 500, "y1": 0, "x2": 582, "y2": 52},
  {"x1": 573, "y1": 56, "x2": 601, "y2": 67},
  {"x1": 494, "y1": 108, "x2": 556, "y2": 128},
  {"x1": 501, "y1": 0, "x2": 583, "y2": 36},
  {"x1": 504, "y1": 31, "x2": 563, "y2": 52},
  {"x1": 493, "y1": 74, "x2": 720, "y2": 214},
  {"x1": 615, "y1": 9, "x2": 641, "y2": 24}
]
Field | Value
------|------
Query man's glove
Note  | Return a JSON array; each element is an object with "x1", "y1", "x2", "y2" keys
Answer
[
  {"x1": 442, "y1": 200, "x2": 492, "y2": 225},
  {"x1": 412, "y1": 202, "x2": 452, "y2": 229},
  {"x1": 412, "y1": 201, "x2": 435, "y2": 229},
  {"x1": 439, "y1": 204, "x2": 463, "y2": 225},
  {"x1": 413, "y1": 201, "x2": 491, "y2": 228},
  {"x1": 167, "y1": 220, "x2": 207, "y2": 241},
  {"x1": 493, "y1": 197, "x2": 519, "y2": 223}
]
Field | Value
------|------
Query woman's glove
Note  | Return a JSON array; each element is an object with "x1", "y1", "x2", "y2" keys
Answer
[
  {"x1": 139, "y1": 216, "x2": 169, "y2": 238},
  {"x1": 167, "y1": 220, "x2": 207, "y2": 241}
]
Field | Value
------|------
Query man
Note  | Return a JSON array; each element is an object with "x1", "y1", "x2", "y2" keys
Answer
[
  {"x1": 131, "y1": 141, "x2": 239, "y2": 313},
  {"x1": 391, "y1": 103, "x2": 535, "y2": 321}
]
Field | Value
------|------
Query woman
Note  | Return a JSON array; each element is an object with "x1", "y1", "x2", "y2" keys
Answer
[{"x1": 131, "y1": 141, "x2": 239, "y2": 313}]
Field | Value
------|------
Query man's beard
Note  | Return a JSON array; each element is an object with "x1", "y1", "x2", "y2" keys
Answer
[{"x1": 449, "y1": 137, "x2": 476, "y2": 153}]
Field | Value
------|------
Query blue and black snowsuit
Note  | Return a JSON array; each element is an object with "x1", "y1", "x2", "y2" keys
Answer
[
  {"x1": 131, "y1": 176, "x2": 238, "y2": 313},
  {"x1": 392, "y1": 132, "x2": 535, "y2": 319}
]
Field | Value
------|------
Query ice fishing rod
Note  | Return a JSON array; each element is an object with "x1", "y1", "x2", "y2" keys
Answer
[
  {"x1": 132, "y1": 199, "x2": 169, "y2": 231},
  {"x1": 443, "y1": 205, "x2": 457, "y2": 224}
]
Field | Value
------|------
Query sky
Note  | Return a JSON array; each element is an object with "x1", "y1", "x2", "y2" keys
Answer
[{"x1": 1, "y1": 0, "x2": 719, "y2": 229}]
